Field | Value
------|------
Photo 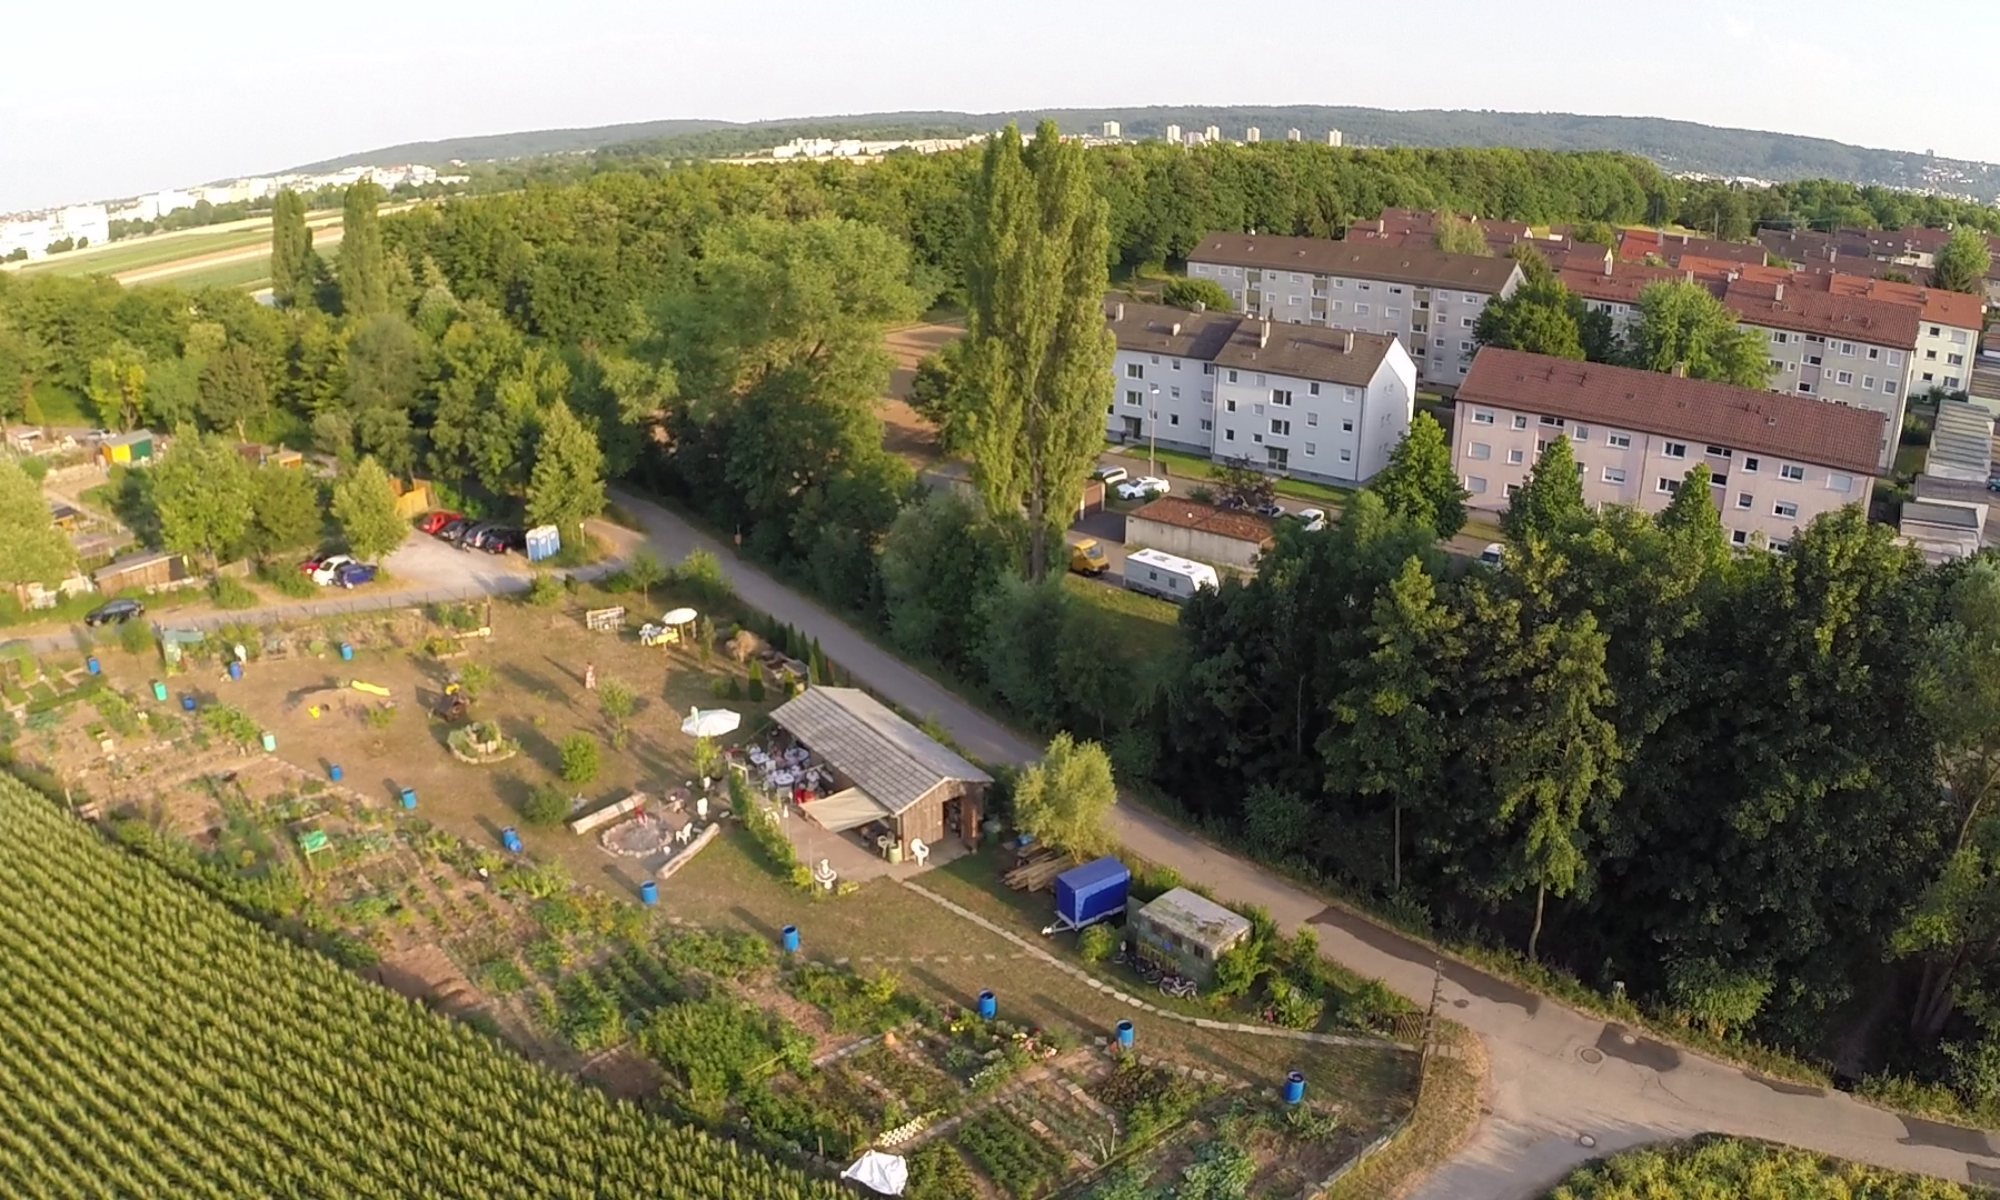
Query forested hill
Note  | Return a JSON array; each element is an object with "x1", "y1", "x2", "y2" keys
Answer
[{"x1": 290, "y1": 105, "x2": 2000, "y2": 202}]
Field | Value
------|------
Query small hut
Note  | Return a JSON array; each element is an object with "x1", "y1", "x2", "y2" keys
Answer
[{"x1": 1127, "y1": 888, "x2": 1251, "y2": 984}]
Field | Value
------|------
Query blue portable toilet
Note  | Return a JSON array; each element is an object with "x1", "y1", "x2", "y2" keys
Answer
[
  {"x1": 501, "y1": 827, "x2": 524, "y2": 853},
  {"x1": 1047, "y1": 857, "x2": 1131, "y2": 935},
  {"x1": 525, "y1": 524, "x2": 561, "y2": 563},
  {"x1": 151, "y1": 681, "x2": 167, "y2": 702}
]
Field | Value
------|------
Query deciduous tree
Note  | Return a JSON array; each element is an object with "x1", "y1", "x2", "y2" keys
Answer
[
  {"x1": 246, "y1": 464, "x2": 322, "y2": 558},
  {"x1": 1013, "y1": 731, "x2": 1119, "y2": 860},
  {"x1": 1368, "y1": 413, "x2": 1467, "y2": 540},
  {"x1": 0, "y1": 458, "x2": 75, "y2": 587},
  {"x1": 1625, "y1": 281, "x2": 1772, "y2": 389},
  {"x1": 198, "y1": 343, "x2": 271, "y2": 440},
  {"x1": 151, "y1": 430, "x2": 252, "y2": 564},
  {"x1": 1933, "y1": 227, "x2": 1994, "y2": 296},
  {"x1": 525, "y1": 399, "x2": 606, "y2": 550},
  {"x1": 1501, "y1": 435, "x2": 1586, "y2": 544},
  {"x1": 86, "y1": 342, "x2": 148, "y2": 430},
  {"x1": 1434, "y1": 213, "x2": 1491, "y2": 256},
  {"x1": 1474, "y1": 278, "x2": 1587, "y2": 360},
  {"x1": 330, "y1": 455, "x2": 404, "y2": 562},
  {"x1": 1160, "y1": 277, "x2": 1235, "y2": 311}
]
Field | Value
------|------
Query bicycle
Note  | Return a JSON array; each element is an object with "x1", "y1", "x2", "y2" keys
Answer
[{"x1": 1159, "y1": 975, "x2": 1198, "y2": 1000}]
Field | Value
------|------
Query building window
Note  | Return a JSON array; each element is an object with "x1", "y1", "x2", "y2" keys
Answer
[
  {"x1": 1656, "y1": 477, "x2": 1681, "y2": 495},
  {"x1": 1305, "y1": 442, "x2": 1316, "y2": 456},
  {"x1": 1930, "y1": 325, "x2": 1943, "y2": 337},
  {"x1": 1705, "y1": 446, "x2": 1732, "y2": 458},
  {"x1": 1289, "y1": 295, "x2": 1301, "y2": 306},
  {"x1": 1710, "y1": 471, "x2": 1728, "y2": 487},
  {"x1": 1341, "y1": 420, "x2": 1354, "y2": 432},
  {"x1": 1742, "y1": 457, "x2": 1760, "y2": 472},
  {"x1": 1607, "y1": 432, "x2": 1631, "y2": 449},
  {"x1": 1828, "y1": 473, "x2": 1853, "y2": 493},
  {"x1": 1308, "y1": 382, "x2": 1320, "y2": 396},
  {"x1": 1306, "y1": 412, "x2": 1318, "y2": 426},
  {"x1": 1338, "y1": 449, "x2": 1352, "y2": 462},
  {"x1": 1255, "y1": 373, "x2": 1266, "y2": 386},
  {"x1": 1170, "y1": 386, "x2": 1181, "y2": 399},
  {"x1": 1797, "y1": 381, "x2": 1814, "y2": 394},
  {"x1": 1390, "y1": 285, "x2": 1404, "y2": 295},
  {"x1": 1271, "y1": 389, "x2": 1292, "y2": 406},
  {"x1": 1224, "y1": 429, "x2": 1235, "y2": 441},
  {"x1": 1732, "y1": 529, "x2": 1749, "y2": 546},
  {"x1": 1171, "y1": 359, "x2": 1181, "y2": 371},
  {"x1": 1773, "y1": 501, "x2": 1798, "y2": 519},
  {"x1": 1467, "y1": 442, "x2": 1492, "y2": 460},
  {"x1": 1603, "y1": 467, "x2": 1626, "y2": 484},
  {"x1": 1867, "y1": 347, "x2": 1880, "y2": 360},
  {"x1": 1663, "y1": 442, "x2": 1687, "y2": 459},
  {"x1": 1269, "y1": 419, "x2": 1291, "y2": 436},
  {"x1": 1507, "y1": 448, "x2": 1525, "y2": 465},
  {"x1": 1780, "y1": 464, "x2": 1805, "y2": 481},
  {"x1": 1950, "y1": 353, "x2": 1966, "y2": 367},
  {"x1": 1460, "y1": 341, "x2": 1474, "y2": 352},
  {"x1": 1770, "y1": 330, "x2": 1788, "y2": 344},
  {"x1": 1225, "y1": 398, "x2": 1237, "y2": 412},
  {"x1": 1863, "y1": 375, "x2": 1876, "y2": 390},
  {"x1": 1125, "y1": 390, "x2": 1143, "y2": 406},
  {"x1": 1472, "y1": 409, "x2": 1495, "y2": 425},
  {"x1": 1838, "y1": 341, "x2": 1855, "y2": 356},
  {"x1": 1254, "y1": 433, "x2": 1263, "y2": 444},
  {"x1": 1885, "y1": 381, "x2": 1899, "y2": 396},
  {"x1": 1125, "y1": 363, "x2": 1143, "y2": 378},
  {"x1": 1953, "y1": 329, "x2": 1971, "y2": 344},
  {"x1": 1355, "y1": 303, "x2": 1371, "y2": 316},
  {"x1": 1571, "y1": 424, "x2": 1590, "y2": 440},
  {"x1": 1889, "y1": 350, "x2": 1904, "y2": 366},
  {"x1": 1466, "y1": 476, "x2": 1488, "y2": 494},
  {"x1": 1203, "y1": 363, "x2": 1214, "y2": 374},
  {"x1": 1201, "y1": 390, "x2": 1213, "y2": 402},
  {"x1": 1199, "y1": 418, "x2": 1213, "y2": 431},
  {"x1": 1344, "y1": 387, "x2": 1358, "y2": 402},
  {"x1": 1511, "y1": 415, "x2": 1528, "y2": 430},
  {"x1": 1735, "y1": 493, "x2": 1753, "y2": 509},
  {"x1": 1461, "y1": 317, "x2": 1474, "y2": 328},
  {"x1": 1169, "y1": 414, "x2": 1180, "y2": 426},
  {"x1": 1948, "y1": 376, "x2": 1963, "y2": 389},
  {"x1": 1268, "y1": 447, "x2": 1289, "y2": 470},
  {"x1": 1504, "y1": 483, "x2": 1521, "y2": 498},
  {"x1": 1386, "y1": 307, "x2": 1401, "y2": 320},
  {"x1": 1226, "y1": 369, "x2": 1239, "y2": 383},
  {"x1": 1836, "y1": 371, "x2": 1853, "y2": 385},
  {"x1": 1772, "y1": 540, "x2": 1790, "y2": 553}
]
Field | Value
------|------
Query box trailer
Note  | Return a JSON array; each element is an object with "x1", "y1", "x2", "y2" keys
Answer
[
  {"x1": 1042, "y1": 856, "x2": 1131, "y2": 935},
  {"x1": 1124, "y1": 547, "x2": 1220, "y2": 602}
]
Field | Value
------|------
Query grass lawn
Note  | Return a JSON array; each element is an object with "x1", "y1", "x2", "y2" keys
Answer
[
  {"x1": 1063, "y1": 575, "x2": 1180, "y2": 660},
  {"x1": 26, "y1": 381, "x2": 91, "y2": 426},
  {"x1": 1894, "y1": 442, "x2": 1927, "y2": 481},
  {"x1": 19, "y1": 226, "x2": 279, "y2": 277},
  {"x1": 166, "y1": 260, "x2": 273, "y2": 291},
  {"x1": 1113, "y1": 442, "x2": 1355, "y2": 505}
]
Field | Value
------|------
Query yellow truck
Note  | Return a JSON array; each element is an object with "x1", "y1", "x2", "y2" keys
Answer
[{"x1": 1068, "y1": 538, "x2": 1110, "y2": 577}]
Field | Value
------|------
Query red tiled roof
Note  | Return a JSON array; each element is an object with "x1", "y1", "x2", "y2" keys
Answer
[
  {"x1": 1721, "y1": 279, "x2": 1921, "y2": 346},
  {"x1": 1617, "y1": 228, "x2": 1661, "y2": 261},
  {"x1": 1191, "y1": 232, "x2": 1521, "y2": 293},
  {"x1": 1556, "y1": 260, "x2": 1686, "y2": 305},
  {"x1": 1654, "y1": 233, "x2": 1766, "y2": 266},
  {"x1": 1677, "y1": 256, "x2": 1984, "y2": 328},
  {"x1": 1458, "y1": 349, "x2": 1885, "y2": 477},
  {"x1": 1128, "y1": 499, "x2": 1276, "y2": 546}
]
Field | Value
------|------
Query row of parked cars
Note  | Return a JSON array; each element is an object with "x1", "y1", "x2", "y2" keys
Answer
[
  {"x1": 418, "y1": 511, "x2": 526, "y2": 554},
  {"x1": 299, "y1": 555, "x2": 378, "y2": 589}
]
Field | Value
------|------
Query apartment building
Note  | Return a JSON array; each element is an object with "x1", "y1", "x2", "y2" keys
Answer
[
  {"x1": 1185, "y1": 232, "x2": 1522, "y2": 394},
  {"x1": 1556, "y1": 255, "x2": 1686, "y2": 338},
  {"x1": 1104, "y1": 300, "x2": 1415, "y2": 484},
  {"x1": 1722, "y1": 280, "x2": 1916, "y2": 467},
  {"x1": 1454, "y1": 349, "x2": 1883, "y2": 552}
]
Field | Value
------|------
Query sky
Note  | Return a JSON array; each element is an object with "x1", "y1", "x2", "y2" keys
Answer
[{"x1": 3, "y1": 0, "x2": 1993, "y2": 214}]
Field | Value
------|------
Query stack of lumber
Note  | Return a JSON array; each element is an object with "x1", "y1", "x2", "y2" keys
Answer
[{"x1": 1004, "y1": 851, "x2": 1067, "y2": 892}]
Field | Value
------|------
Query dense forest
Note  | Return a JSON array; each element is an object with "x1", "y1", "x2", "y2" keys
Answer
[
  {"x1": 9, "y1": 140, "x2": 2000, "y2": 1120},
  {"x1": 297, "y1": 105, "x2": 2000, "y2": 203}
]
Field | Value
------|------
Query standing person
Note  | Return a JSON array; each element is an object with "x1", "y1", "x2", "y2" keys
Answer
[{"x1": 584, "y1": 663, "x2": 597, "y2": 692}]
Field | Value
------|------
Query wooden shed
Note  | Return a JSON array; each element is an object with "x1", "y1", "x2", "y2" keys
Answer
[
  {"x1": 769, "y1": 686, "x2": 991, "y2": 857},
  {"x1": 1128, "y1": 887, "x2": 1252, "y2": 984},
  {"x1": 92, "y1": 550, "x2": 194, "y2": 595}
]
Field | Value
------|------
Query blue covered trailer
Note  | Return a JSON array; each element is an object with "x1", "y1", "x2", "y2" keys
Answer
[{"x1": 1043, "y1": 857, "x2": 1131, "y2": 936}]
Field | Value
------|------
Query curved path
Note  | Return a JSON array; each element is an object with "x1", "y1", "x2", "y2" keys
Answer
[{"x1": 607, "y1": 487, "x2": 2000, "y2": 1199}]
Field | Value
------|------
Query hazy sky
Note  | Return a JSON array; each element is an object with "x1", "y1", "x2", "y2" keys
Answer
[{"x1": 3, "y1": 0, "x2": 1991, "y2": 214}]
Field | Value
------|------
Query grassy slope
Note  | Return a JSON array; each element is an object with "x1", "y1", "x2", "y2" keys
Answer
[{"x1": 1541, "y1": 1136, "x2": 1986, "y2": 1199}]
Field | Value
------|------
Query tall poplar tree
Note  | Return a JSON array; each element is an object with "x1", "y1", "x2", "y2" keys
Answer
[
  {"x1": 338, "y1": 182, "x2": 389, "y2": 318},
  {"x1": 268, "y1": 189, "x2": 318, "y2": 310},
  {"x1": 960, "y1": 121, "x2": 1115, "y2": 581}
]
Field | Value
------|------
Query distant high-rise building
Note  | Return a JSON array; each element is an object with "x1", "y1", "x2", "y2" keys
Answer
[
  {"x1": 1327, "y1": 129, "x2": 1344, "y2": 148},
  {"x1": 1103, "y1": 121, "x2": 1121, "y2": 138},
  {"x1": 1286, "y1": 128, "x2": 1302, "y2": 142},
  {"x1": 1245, "y1": 127, "x2": 1261, "y2": 143},
  {"x1": 1204, "y1": 125, "x2": 1222, "y2": 143},
  {"x1": 1164, "y1": 124, "x2": 1182, "y2": 145}
]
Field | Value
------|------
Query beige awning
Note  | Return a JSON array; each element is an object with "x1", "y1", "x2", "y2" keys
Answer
[{"x1": 802, "y1": 786, "x2": 895, "y2": 833}]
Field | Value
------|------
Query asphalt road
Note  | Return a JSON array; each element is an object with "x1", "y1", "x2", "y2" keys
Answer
[{"x1": 602, "y1": 485, "x2": 2000, "y2": 1199}]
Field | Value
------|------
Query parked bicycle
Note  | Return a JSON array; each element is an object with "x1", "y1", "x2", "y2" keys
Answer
[{"x1": 1159, "y1": 975, "x2": 1198, "y2": 1000}]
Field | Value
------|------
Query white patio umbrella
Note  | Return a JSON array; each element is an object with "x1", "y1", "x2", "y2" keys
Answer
[
  {"x1": 681, "y1": 706, "x2": 741, "y2": 738},
  {"x1": 662, "y1": 607, "x2": 699, "y2": 626}
]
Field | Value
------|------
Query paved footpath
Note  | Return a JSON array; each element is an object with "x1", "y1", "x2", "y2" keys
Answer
[{"x1": 607, "y1": 488, "x2": 2000, "y2": 1199}]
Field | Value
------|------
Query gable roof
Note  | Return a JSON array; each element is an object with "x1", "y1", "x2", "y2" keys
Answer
[
  {"x1": 1103, "y1": 300, "x2": 1240, "y2": 360},
  {"x1": 1458, "y1": 349, "x2": 1886, "y2": 477},
  {"x1": 1677, "y1": 258, "x2": 1985, "y2": 329},
  {"x1": 1129, "y1": 499, "x2": 1276, "y2": 546},
  {"x1": 768, "y1": 687, "x2": 991, "y2": 815},
  {"x1": 1555, "y1": 259, "x2": 1687, "y2": 306},
  {"x1": 1189, "y1": 232, "x2": 1520, "y2": 294},
  {"x1": 1211, "y1": 320, "x2": 1397, "y2": 386},
  {"x1": 1721, "y1": 278, "x2": 1921, "y2": 347}
]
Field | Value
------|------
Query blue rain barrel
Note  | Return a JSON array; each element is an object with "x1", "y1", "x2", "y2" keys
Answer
[
  {"x1": 501, "y1": 827, "x2": 523, "y2": 853},
  {"x1": 180, "y1": 695, "x2": 196, "y2": 712},
  {"x1": 260, "y1": 732, "x2": 276, "y2": 753},
  {"x1": 86, "y1": 656, "x2": 100, "y2": 675},
  {"x1": 151, "y1": 681, "x2": 167, "y2": 702},
  {"x1": 227, "y1": 661, "x2": 243, "y2": 681},
  {"x1": 978, "y1": 990, "x2": 997, "y2": 1020},
  {"x1": 399, "y1": 788, "x2": 417, "y2": 810},
  {"x1": 1116, "y1": 1020, "x2": 1134, "y2": 1049},
  {"x1": 329, "y1": 764, "x2": 343, "y2": 783},
  {"x1": 338, "y1": 642, "x2": 353, "y2": 661},
  {"x1": 781, "y1": 925, "x2": 800, "y2": 953},
  {"x1": 639, "y1": 880, "x2": 659, "y2": 906},
  {"x1": 1284, "y1": 1071, "x2": 1306, "y2": 1105}
]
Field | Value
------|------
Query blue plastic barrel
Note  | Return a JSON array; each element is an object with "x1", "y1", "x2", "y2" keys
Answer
[
  {"x1": 180, "y1": 695, "x2": 196, "y2": 712},
  {"x1": 152, "y1": 681, "x2": 167, "y2": 702},
  {"x1": 329, "y1": 764, "x2": 343, "y2": 783},
  {"x1": 339, "y1": 642, "x2": 353, "y2": 661},
  {"x1": 978, "y1": 990, "x2": 997, "y2": 1020},
  {"x1": 1283, "y1": 1071, "x2": 1306, "y2": 1105},
  {"x1": 1116, "y1": 1020, "x2": 1134, "y2": 1049},
  {"x1": 501, "y1": 827, "x2": 523, "y2": 853},
  {"x1": 399, "y1": 788, "x2": 416, "y2": 810},
  {"x1": 260, "y1": 732, "x2": 276, "y2": 753},
  {"x1": 86, "y1": 656, "x2": 100, "y2": 675},
  {"x1": 640, "y1": 880, "x2": 659, "y2": 906},
  {"x1": 227, "y1": 661, "x2": 243, "y2": 681},
  {"x1": 781, "y1": 925, "x2": 800, "y2": 953}
]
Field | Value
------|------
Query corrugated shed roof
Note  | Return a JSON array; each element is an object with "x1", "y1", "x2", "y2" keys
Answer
[
  {"x1": 768, "y1": 687, "x2": 991, "y2": 815},
  {"x1": 1136, "y1": 888, "x2": 1252, "y2": 950},
  {"x1": 1459, "y1": 349, "x2": 1886, "y2": 477}
]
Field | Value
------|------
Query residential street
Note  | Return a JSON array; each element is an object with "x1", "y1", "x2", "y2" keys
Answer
[{"x1": 608, "y1": 486, "x2": 2000, "y2": 1199}]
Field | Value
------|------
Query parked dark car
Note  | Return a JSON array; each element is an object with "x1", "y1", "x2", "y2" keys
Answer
[
  {"x1": 334, "y1": 562, "x2": 378, "y2": 589},
  {"x1": 482, "y1": 527, "x2": 526, "y2": 555},
  {"x1": 1253, "y1": 501, "x2": 1284, "y2": 518},
  {"x1": 457, "y1": 522, "x2": 498, "y2": 550},
  {"x1": 84, "y1": 599, "x2": 146, "y2": 626},
  {"x1": 435, "y1": 518, "x2": 472, "y2": 543}
]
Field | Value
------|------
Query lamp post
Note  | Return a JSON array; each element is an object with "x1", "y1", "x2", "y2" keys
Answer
[{"x1": 1148, "y1": 385, "x2": 1161, "y2": 476}]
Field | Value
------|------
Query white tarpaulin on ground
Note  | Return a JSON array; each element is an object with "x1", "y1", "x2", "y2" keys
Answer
[
  {"x1": 802, "y1": 786, "x2": 893, "y2": 833},
  {"x1": 681, "y1": 707, "x2": 741, "y2": 738},
  {"x1": 840, "y1": 1151, "x2": 908, "y2": 1196}
]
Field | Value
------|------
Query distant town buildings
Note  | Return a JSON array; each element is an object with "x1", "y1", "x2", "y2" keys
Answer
[
  {"x1": 761, "y1": 136, "x2": 984, "y2": 162},
  {"x1": 1245, "y1": 128, "x2": 1261, "y2": 143},
  {"x1": 1204, "y1": 125, "x2": 1222, "y2": 143},
  {"x1": 1286, "y1": 129, "x2": 1302, "y2": 143},
  {"x1": 1164, "y1": 124, "x2": 1182, "y2": 145},
  {"x1": 1102, "y1": 121, "x2": 1121, "y2": 139}
]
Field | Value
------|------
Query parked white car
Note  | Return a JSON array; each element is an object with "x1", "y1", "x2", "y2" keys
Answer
[
  {"x1": 1478, "y1": 543, "x2": 1506, "y2": 569},
  {"x1": 1294, "y1": 507, "x2": 1327, "y2": 532},
  {"x1": 310, "y1": 554, "x2": 356, "y2": 586},
  {"x1": 1095, "y1": 465, "x2": 1129, "y2": 487},
  {"x1": 1117, "y1": 476, "x2": 1170, "y2": 501}
]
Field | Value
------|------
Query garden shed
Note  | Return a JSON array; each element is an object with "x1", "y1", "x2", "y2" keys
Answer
[
  {"x1": 92, "y1": 550, "x2": 193, "y2": 594},
  {"x1": 1128, "y1": 888, "x2": 1251, "y2": 984},
  {"x1": 769, "y1": 686, "x2": 991, "y2": 857},
  {"x1": 98, "y1": 430, "x2": 154, "y2": 466}
]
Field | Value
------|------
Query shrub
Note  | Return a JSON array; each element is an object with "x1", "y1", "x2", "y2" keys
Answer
[
  {"x1": 208, "y1": 575, "x2": 258, "y2": 610},
  {"x1": 116, "y1": 617, "x2": 153, "y2": 657},
  {"x1": 1079, "y1": 923, "x2": 1118, "y2": 964},
  {"x1": 259, "y1": 563, "x2": 317, "y2": 598},
  {"x1": 559, "y1": 733, "x2": 600, "y2": 785},
  {"x1": 526, "y1": 573, "x2": 564, "y2": 607},
  {"x1": 747, "y1": 660, "x2": 765, "y2": 701},
  {"x1": 523, "y1": 783, "x2": 572, "y2": 827},
  {"x1": 364, "y1": 705, "x2": 395, "y2": 730}
]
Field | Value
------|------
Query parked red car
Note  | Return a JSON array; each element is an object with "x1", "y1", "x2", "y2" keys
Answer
[{"x1": 417, "y1": 510, "x2": 464, "y2": 536}]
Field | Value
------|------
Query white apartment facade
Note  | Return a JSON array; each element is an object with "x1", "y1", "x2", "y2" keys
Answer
[
  {"x1": 1185, "y1": 233, "x2": 1522, "y2": 395},
  {"x1": 1723, "y1": 282, "x2": 1916, "y2": 469},
  {"x1": 1105, "y1": 300, "x2": 1416, "y2": 485},
  {"x1": 1454, "y1": 349, "x2": 1883, "y2": 552}
]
